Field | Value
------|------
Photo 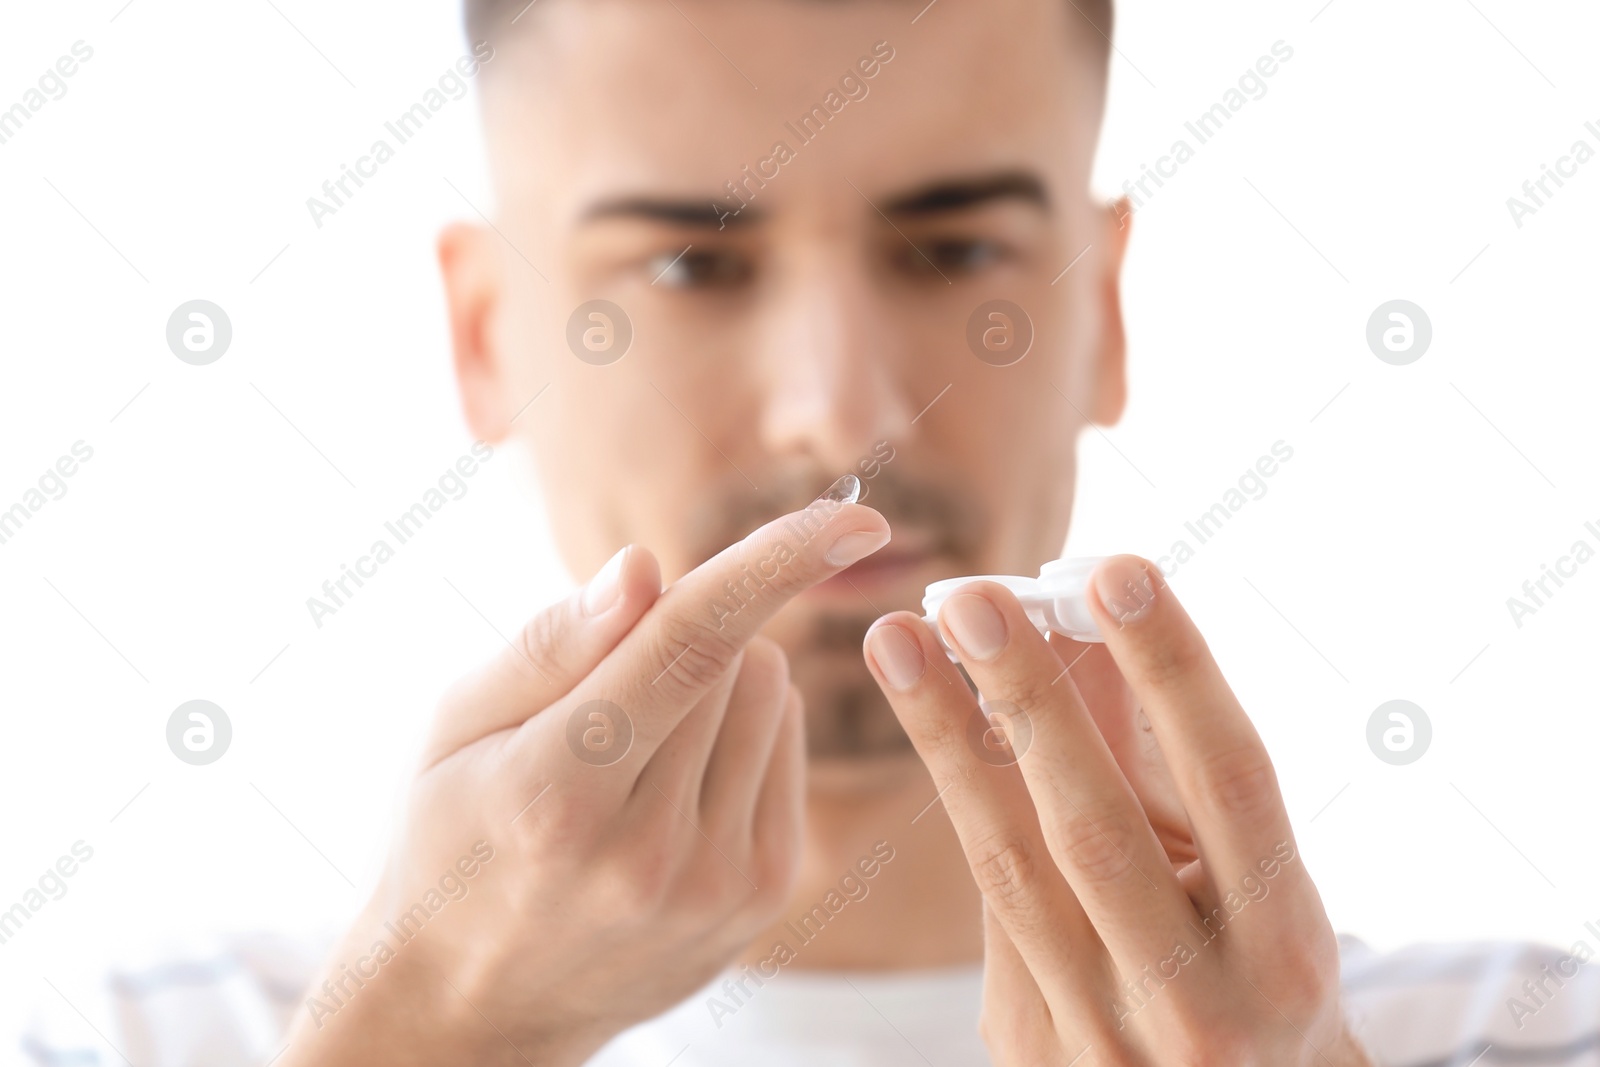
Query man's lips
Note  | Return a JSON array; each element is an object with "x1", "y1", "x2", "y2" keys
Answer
[{"x1": 813, "y1": 544, "x2": 938, "y2": 597}]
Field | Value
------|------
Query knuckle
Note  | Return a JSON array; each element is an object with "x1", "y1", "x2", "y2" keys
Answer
[
  {"x1": 600, "y1": 842, "x2": 679, "y2": 920},
  {"x1": 522, "y1": 777, "x2": 594, "y2": 839},
  {"x1": 1261, "y1": 941, "x2": 1341, "y2": 1016},
  {"x1": 1051, "y1": 806, "x2": 1144, "y2": 888},
  {"x1": 512, "y1": 601, "x2": 573, "y2": 680},
  {"x1": 693, "y1": 859, "x2": 762, "y2": 916},
  {"x1": 1138, "y1": 628, "x2": 1211, "y2": 688},
  {"x1": 1154, "y1": 998, "x2": 1226, "y2": 1057},
  {"x1": 742, "y1": 524, "x2": 828, "y2": 595},
  {"x1": 914, "y1": 702, "x2": 968, "y2": 754},
  {"x1": 708, "y1": 536, "x2": 810, "y2": 629},
  {"x1": 498, "y1": 773, "x2": 592, "y2": 854},
  {"x1": 654, "y1": 615, "x2": 741, "y2": 691},
  {"x1": 967, "y1": 833, "x2": 1045, "y2": 915},
  {"x1": 751, "y1": 845, "x2": 799, "y2": 916},
  {"x1": 1194, "y1": 746, "x2": 1280, "y2": 820}
]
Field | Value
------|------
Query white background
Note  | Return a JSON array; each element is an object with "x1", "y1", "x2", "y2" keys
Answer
[{"x1": 1, "y1": 0, "x2": 1597, "y2": 1039}]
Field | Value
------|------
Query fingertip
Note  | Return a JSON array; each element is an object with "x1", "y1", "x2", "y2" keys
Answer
[
  {"x1": 618, "y1": 544, "x2": 664, "y2": 603},
  {"x1": 842, "y1": 500, "x2": 891, "y2": 539},
  {"x1": 1088, "y1": 554, "x2": 1164, "y2": 630},
  {"x1": 864, "y1": 613, "x2": 931, "y2": 692},
  {"x1": 803, "y1": 498, "x2": 890, "y2": 540},
  {"x1": 863, "y1": 611, "x2": 931, "y2": 649},
  {"x1": 813, "y1": 501, "x2": 890, "y2": 567}
]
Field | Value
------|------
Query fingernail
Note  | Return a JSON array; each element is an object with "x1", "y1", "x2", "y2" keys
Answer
[
  {"x1": 581, "y1": 546, "x2": 628, "y2": 616},
  {"x1": 824, "y1": 528, "x2": 889, "y2": 567},
  {"x1": 1093, "y1": 556, "x2": 1158, "y2": 628},
  {"x1": 868, "y1": 623, "x2": 925, "y2": 690},
  {"x1": 941, "y1": 593, "x2": 1008, "y2": 662}
]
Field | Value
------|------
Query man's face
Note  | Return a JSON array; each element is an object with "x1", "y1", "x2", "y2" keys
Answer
[{"x1": 447, "y1": 0, "x2": 1126, "y2": 784}]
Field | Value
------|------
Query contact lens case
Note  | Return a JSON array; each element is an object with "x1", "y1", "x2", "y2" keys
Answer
[{"x1": 921, "y1": 557, "x2": 1107, "y2": 662}]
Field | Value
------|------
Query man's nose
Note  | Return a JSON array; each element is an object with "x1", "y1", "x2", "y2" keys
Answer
[{"x1": 755, "y1": 254, "x2": 914, "y2": 468}]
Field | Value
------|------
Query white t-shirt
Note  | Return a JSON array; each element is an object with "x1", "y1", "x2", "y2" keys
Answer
[{"x1": 16, "y1": 933, "x2": 1600, "y2": 1066}]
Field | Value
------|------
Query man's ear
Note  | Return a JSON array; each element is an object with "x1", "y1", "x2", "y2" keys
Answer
[
  {"x1": 1090, "y1": 197, "x2": 1132, "y2": 427},
  {"x1": 438, "y1": 221, "x2": 513, "y2": 443}
]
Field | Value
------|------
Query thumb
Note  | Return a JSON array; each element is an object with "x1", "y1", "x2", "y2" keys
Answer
[{"x1": 424, "y1": 545, "x2": 662, "y2": 765}]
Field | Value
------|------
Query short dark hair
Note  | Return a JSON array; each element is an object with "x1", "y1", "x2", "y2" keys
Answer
[{"x1": 464, "y1": 0, "x2": 1114, "y2": 66}]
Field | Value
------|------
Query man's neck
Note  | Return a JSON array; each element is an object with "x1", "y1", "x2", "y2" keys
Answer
[{"x1": 738, "y1": 756, "x2": 983, "y2": 973}]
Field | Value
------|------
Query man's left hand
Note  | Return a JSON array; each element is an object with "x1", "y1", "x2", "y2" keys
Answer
[{"x1": 863, "y1": 555, "x2": 1373, "y2": 1066}]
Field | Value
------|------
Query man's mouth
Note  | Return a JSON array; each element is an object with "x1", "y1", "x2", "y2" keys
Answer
[{"x1": 812, "y1": 536, "x2": 942, "y2": 600}]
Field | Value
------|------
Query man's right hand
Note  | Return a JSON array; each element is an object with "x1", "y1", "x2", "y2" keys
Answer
[{"x1": 280, "y1": 496, "x2": 889, "y2": 1067}]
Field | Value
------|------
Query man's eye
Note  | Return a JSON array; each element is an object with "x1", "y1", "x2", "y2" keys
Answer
[
  {"x1": 897, "y1": 238, "x2": 1007, "y2": 277},
  {"x1": 645, "y1": 248, "x2": 753, "y2": 289}
]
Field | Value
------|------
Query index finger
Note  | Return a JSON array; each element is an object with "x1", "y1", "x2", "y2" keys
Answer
[{"x1": 526, "y1": 487, "x2": 889, "y2": 782}]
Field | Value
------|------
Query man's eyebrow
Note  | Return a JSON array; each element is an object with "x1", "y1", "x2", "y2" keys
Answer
[
  {"x1": 580, "y1": 197, "x2": 766, "y2": 228},
  {"x1": 879, "y1": 171, "x2": 1051, "y2": 217}
]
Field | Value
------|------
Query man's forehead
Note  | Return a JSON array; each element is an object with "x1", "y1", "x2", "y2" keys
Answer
[{"x1": 481, "y1": 0, "x2": 1099, "y2": 218}]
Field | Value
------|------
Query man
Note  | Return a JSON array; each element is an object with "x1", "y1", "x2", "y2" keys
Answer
[{"x1": 22, "y1": 1, "x2": 1600, "y2": 1064}]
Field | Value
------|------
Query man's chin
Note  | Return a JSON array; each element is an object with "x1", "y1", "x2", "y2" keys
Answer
[{"x1": 804, "y1": 746, "x2": 928, "y2": 796}]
